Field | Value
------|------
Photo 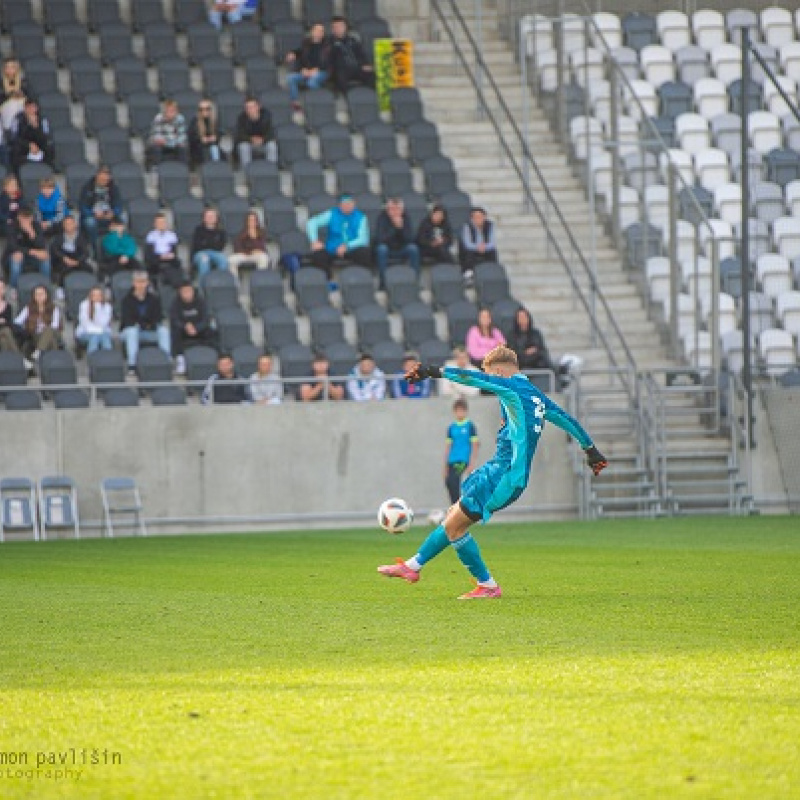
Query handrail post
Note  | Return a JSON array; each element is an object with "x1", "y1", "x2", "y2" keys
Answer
[
  {"x1": 609, "y1": 60, "x2": 622, "y2": 251},
  {"x1": 475, "y1": 0, "x2": 485, "y2": 120},
  {"x1": 668, "y1": 161, "x2": 679, "y2": 358}
]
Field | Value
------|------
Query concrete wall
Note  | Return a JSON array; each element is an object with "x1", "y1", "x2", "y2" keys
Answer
[{"x1": 1, "y1": 398, "x2": 578, "y2": 534}]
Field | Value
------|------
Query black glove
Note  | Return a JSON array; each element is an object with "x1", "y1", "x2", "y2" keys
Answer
[
  {"x1": 584, "y1": 445, "x2": 608, "y2": 476},
  {"x1": 406, "y1": 363, "x2": 442, "y2": 383}
]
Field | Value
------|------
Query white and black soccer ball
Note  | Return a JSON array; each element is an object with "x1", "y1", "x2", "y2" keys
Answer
[{"x1": 378, "y1": 498, "x2": 414, "y2": 534}]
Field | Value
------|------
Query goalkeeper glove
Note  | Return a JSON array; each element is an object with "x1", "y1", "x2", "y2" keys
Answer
[
  {"x1": 405, "y1": 363, "x2": 442, "y2": 383},
  {"x1": 584, "y1": 445, "x2": 608, "y2": 476}
]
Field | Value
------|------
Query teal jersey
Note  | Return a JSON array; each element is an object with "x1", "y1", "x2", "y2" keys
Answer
[{"x1": 447, "y1": 418, "x2": 478, "y2": 464}]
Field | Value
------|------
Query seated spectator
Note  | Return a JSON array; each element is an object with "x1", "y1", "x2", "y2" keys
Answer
[
  {"x1": 298, "y1": 353, "x2": 346, "y2": 402},
  {"x1": 169, "y1": 280, "x2": 214, "y2": 375},
  {"x1": 229, "y1": 211, "x2": 270, "y2": 277},
  {"x1": 459, "y1": 206, "x2": 499, "y2": 286},
  {"x1": 78, "y1": 165, "x2": 123, "y2": 254},
  {"x1": 249, "y1": 353, "x2": 283, "y2": 405},
  {"x1": 417, "y1": 204, "x2": 454, "y2": 263},
  {"x1": 0, "y1": 126, "x2": 7, "y2": 170},
  {"x1": 347, "y1": 352, "x2": 386, "y2": 401},
  {"x1": 119, "y1": 271, "x2": 171, "y2": 373},
  {"x1": 10, "y1": 99, "x2": 54, "y2": 174},
  {"x1": 191, "y1": 207, "x2": 229, "y2": 279},
  {"x1": 100, "y1": 217, "x2": 141, "y2": 279},
  {"x1": 286, "y1": 23, "x2": 331, "y2": 111},
  {"x1": 0, "y1": 58, "x2": 31, "y2": 131},
  {"x1": 35, "y1": 176, "x2": 68, "y2": 237},
  {"x1": 466, "y1": 307, "x2": 505, "y2": 367},
  {"x1": 4, "y1": 207, "x2": 50, "y2": 288},
  {"x1": 0, "y1": 174, "x2": 22, "y2": 236},
  {"x1": 374, "y1": 197, "x2": 420, "y2": 289},
  {"x1": 0, "y1": 278, "x2": 20, "y2": 353},
  {"x1": 208, "y1": 0, "x2": 245, "y2": 30},
  {"x1": 14, "y1": 283, "x2": 61, "y2": 362},
  {"x1": 329, "y1": 16, "x2": 375, "y2": 94},
  {"x1": 144, "y1": 212, "x2": 184, "y2": 288},
  {"x1": 146, "y1": 99, "x2": 188, "y2": 169},
  {"x1": 75, "y1": 285, "x2": 114, "y2": 354},
  {"x1": 234, "y1": 97, "x2": 276, "y2": 167},
  {"x1": 393, "y1": 352, "x2": 431, "y2": 399},
  {"x1": 50, "y1": 215, "x2": 93, "y2": 287},
  {"x1": 307, "y1": 193, "x2": 371, "y2": 281},
  {"x1": 509, "y1": 307, "x2": 555, "y2": 374},
  {"x1": 188, "y1": 98, "x2": 224, "y2": 169},
  {"x1": 202, "y1": 353, "x2": 250, "y2": 404},
  {"x1": 438, "y1": 345, "x2": 481, "y2": 398}
]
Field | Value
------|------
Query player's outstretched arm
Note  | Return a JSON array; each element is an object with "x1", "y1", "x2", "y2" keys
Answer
[{"x1": 543, "y1": 404, "x2": 608, "y2": 476}]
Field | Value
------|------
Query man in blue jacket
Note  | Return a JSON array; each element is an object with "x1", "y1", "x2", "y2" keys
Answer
[{"x1": 306, "y1": 193, "x2": 371, "y2": 282}]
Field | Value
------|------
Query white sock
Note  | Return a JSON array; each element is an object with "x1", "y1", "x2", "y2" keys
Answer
[
  {"x1": 478, "y1": 577, "x2": 498, "y2": 588},
  {"x1": 404, "y1": 556, "x2": 422, "y2": 572}
]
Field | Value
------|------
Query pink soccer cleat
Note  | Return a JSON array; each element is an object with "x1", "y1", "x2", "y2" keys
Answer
[
  {"x1": 457, "y1": 584, "x2": 502, "y2": 600},
  {"x1": 377, "y1": 558, "x2": 420, "y2": 584}
]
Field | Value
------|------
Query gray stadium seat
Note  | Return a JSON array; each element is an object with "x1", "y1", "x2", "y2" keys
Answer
[
  {"x1": 246, "y1": 160, "x2": 282, "y2": 201},
  {"x1": 303, "y1": 0, "x2": 335, "y2": 26},
  {"x1": 88, "y1": 0, "x2": 123, "y2": 30},
  {"x1": 279, "y1": 343, "x2": 314, "y2": 383},
  {"x1": 20, "y1": 163, "x2": 54, "y2": 204},
  {"x1": 265, "y1": 197, "x2": 299, "y2": 239},
  {"x1": 310, "y1": 306, "x2": 346, "y2": 349},
  {"x1": 407, "y1": 120, "x2": 441, "y2": 164},
  {"x1": 275, "y1": 123, "x2": 310, "y2": 167},
  {"x1": 385, "y1": 266, "x2": 420, "y2": 311},
  {"x1": 390, "y1": 88, "x2": 425, "y2": 129},
  {"x1": 278, "y1": 229, "x2": 312, "y2": 262},
  {"x1": 157, "y1": 162, "x2": 191, "y2": 205},
  {"x1": 423, "y1": 155, "x2": 458, "y2": 198},
  {"x1": 262, "y1": 306, "x2": 299, "y2": 350},
  {"x1": 261, "y1": 0, "x2": 293, "y2": 30},
  {"x1": 0, "y1": 0, "x2": 34, "y2": 31},
  {"x1": 380, "y1": 158, "x2": 414, "y2": 198},
  {"x1": 127, "y1": 92, "x2": 161, "y2": 138},
  {"x1": 11, "y1": 24, "x2": 46, "y2": 62},
  {"x1": 625, "y1": 222, "x2": 663, "y2": 267},
  {"x1": 201, "y1": 56, "x2": 235, "y2": 98},
  {"x1": 302, "y1": 89, "x2": 337, "y2": 130},
  {"x1": 431, "y1": 263, "x2": 466, "y2": 309},
  {"x1": 38, "y1": 92, "x2": 72, "y2": 130},
  {"x1": 53, "y1": 389, "x2": 90, "y2": 409},
  {"x1": 172, "y1": 197, "x2": 205, "y2": 243},
  {"x1": 245, "y1": 56, "x2": 278, "y2": 93},
  {"x1": 88, "y1": 350, "x2": 127, "y2": 388},
  {"x1": 187, "y1": 22, "x2": 222, "y2": 64},
  {"x1": 151, "y1": 386, "x2": 188, "y2": 405},
  {"x1": 658, "y1": 81, "x2": 692, "y2": 119},
  {"x1": 104, "y1": 387, "x2": 140, "y2": 407},
  {"x1": 111, "y1": 271, "x2": 134, "y2": 317},
  {"x1": 475, "y1": 262, "x2": 511, "y2": 306},
  {"x1": 232, "y1": 344, "x2": 262, "y2": 379},
  {"x1": 372, "y1": 339, "x2": 404, "y2": 375},
  {"x1": 201, "y1": 161, "x2": 236, "y2": 202},
  {"x1": 24, "y1": 57, "x2": 59, "y2": 97},
  {"x1": 132, "y1": 0, "x2": 166, "y2": 31},
  {"x1": 766, "y1": 149, "x2": 800, "y2": 187},
  {"x1": 214, "y1": 88, "x2": 247, "y2": 132},
  {"x1": 752, "y1": 182, "x2": 786, "y2": 222},
  {"x1": 185, "y1": 345, "x2": 219, "y2": 385},
  {"x1": 202, "y1": 270, "x2": 241, "y2": 313},
  {"x1": 324, "y1": 341, "x2": 359, "y2": 377},
  {"x1": 357, "y1": 17, "x2": 391, "y2": 61},
  {"x1": 64, "y1": 271, "x2": 96, "y2": 321},
  {"x1": 347, "y1": 87, "x2": 381, "y2": 130},
  {"x1": 98, "y1": 23, "x2": 135, "y2": 66},
  {"x1": 355, "y1": 192, "x2": 384, "y2": 229},
  {"x1": 307, "y1": 193, "x2": 337, "y2": 219},
  {"x1": 675, "y1": 45, "x2": 709, "y2": 86},
  {"x1": 355, "y1": 303, "x2": 391, "y2": 349},
  {"x1": 176, "y1": 0, "x2": 208, "y2": 31},
  {"x1": 401, "y1": 302, "x2": 437, "y2": 348},
  {"x1": 113, "y1": 161, "x2": 147, "y2": 203},
  {"x1": 232, "y1": 24, "x2": 267, "y2": 64},
  {"x1": 273, "y1": 19, "x2": 305, "y2": 65},
  {"x1": 291, "y1": 159, "x2": 326, "y2": 203},
  {"x1": 437, "y1": 190, "x2": 472, "y2": 233},
  {"x1": 339, "y1": 265, "x2": 376, "y2": 313},
  {"x1": 249, "y1": 270, "x2": 286, "y2": 315},
  {"x1": 56, "y1": 24, "x2": 90, "y2": 66},
  {"x1": 335, "y1": 158, "x2": 370, "y2": 196},
  {"x1": 215, "y1": 306, "x2": 252, "y2": 351},
  {"x1": 446, "y1": 300, "x2": 478, "y2": 347},
  {"x1": 728, "y1": 79, "x2": 762, "y2": 115},
  {"x1": 158, "y1": 57, "x2": 192, "y2": 98},
  {"x1": 318, "y1": 122, "x2": 353, "y2": 166},
  {"x1": 418, "y1": 338, "x2": 451, "y2": 367},
  {"x1": 491, "y1": 297, "x2": 523, "y2": 335},
  {"x1": 259, "y1": 88, "x2": 293, "y2": 126},
  {"x1": 294, "y1": 268, "x2": 330, "y2": 314},
  {"x1": 145, "y1": 24, "x2": 180, "y2": 65},
  {"x1": 346, "y1": 0, "x2": 378, "y2": 26},
  {"x1": 622, "y1": 12, "x2": 657, "y2": 51},
  {"x1": 136, "y1": 348, "x2": 173, "y2": 384},
  {"x1": 363, "y1": 121, "x2": 398, "y2": 165},
  {"x1": 84, "y1": 93, "x2": 118, "y2": 136},
  {"x1": 17, "y1": 273, "x2": 53, "y2": 309},
  {"x1": 5, "y1": 391, "x2": 42, "y2": 411},
  {"x1": 98, "y1": 125, "x2": 134, "y2": 167},
  {"x1": 0, "y1": 353, "x2": 28, "y2": 391},
  {"x1": 40, "y1": 351, "x2": 78, "y2": 386},
  {"x1": 44, "y1": 0, "x2": 78, "y2": 32}
]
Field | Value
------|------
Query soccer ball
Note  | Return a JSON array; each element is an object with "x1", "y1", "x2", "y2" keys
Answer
[{"x1": 378, "y1": 498, "x2": 414, "y2": 534}]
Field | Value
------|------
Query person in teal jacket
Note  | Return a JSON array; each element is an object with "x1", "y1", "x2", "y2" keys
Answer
[
  {"x1": 306, "y1": 193, "x2": 371, "y2": 282},
  {"x1": 99, "y1": 217, "x2": 141, "y2": 279}
]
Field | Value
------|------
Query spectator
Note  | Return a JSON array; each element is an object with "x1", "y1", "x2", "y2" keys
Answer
[
  {"x1": 4, "y1": 207, "x2": 50, "y2": 288},
  {"x1": 249, "y1": 353, "x2": 283, "y2": 405},
  {"x1": 392, "y1": 352, "x2": 431, "y2": 399},
  {"x1": 75, "y1": 285, "x2": 114, "y2": 354},
  {"x1": 307, "y1": 193, "x2": 371, "y2": 281},
  {"x1": 14, "y1": 283, "x2": 61, "y2": 362},
  {"x1": 329, "y1": 16, "x2": 375, "y2": 94},
  {"x1": 229, "y1": 211, "x2": 270, "y2": 278},
  {"x1": 443, "y1": 398, "x2": 480, "y2": 505},
  {"x1": 169, "y1": 280, "x2": 214, "y2": 375},
  {"x1": 10, "y1": 99, "x2": 54, "y2": 174},
  {"x1": 208, "y1": 0, "x2": 245, "y2": 30},
  {"x1": 508, "y1": 307, "x2": 555, "y2": 374},
  {"x1": 188, "y1": 98, "x2": 224, "y2": 168},
  {"x1": 0, "y1": 58, "x2": 31, "y2": 118},
  {"x1": 202, "y1": 353, "x2": 250, "y2": 404},
  {"x1": 298, "y1": 353, "x2": 346, "y2": 402},
  {"x1": 50, "y1": 215, "x2": 93, "y2": 288},
  {"x1": 0, "y1": 174, "x2": 22, "y2": 236},
  {"x1": 144, "y1": 212, "x2": 184, "y2": 288},
  {"x1": 438, "y1": 345, "x2": 481, "y2": 398},
  {"x1": 347, "y1": 352, "x2": 385, "y2": 401},
  {"x1": 459, "y1": 206, "x2": 499, "y2": 286},
  {"x1": 417, "y1": 204, "x2": 454, "y2": 263},
  {"x1": 78, "y1": 165, "x2": 123, "y2": 254},
  {"x1": 119, "y1": 271, "x2": 171, "y2": 373},
  {"x1": 465, "y1": 308, "x2": 505, "y2": 367},
  {"x1": 374, "y1": 197, "x2": 420, "y2": 289},
  {"x1": 146, "y1": 99, "x2": 188, "y2": 168},
  {"x1": 191, "y1": 207, "x2": 229, "y2": 279},
  {"x1": 0, "y1": 278, "x2": 20, "y2": 353},
  {"x1": 35, "y1": 176, "x2": 68, "y2": 237},
  {"x1": 286, "y1": 23, "x2": 332, "y2": 111},
  {"x1": 100, "y1": 217, "x2": 141, "y2": 279},
  {"x1": 234, "y1": 97, "x2": 276, "y2": 167},
  {"x1": 0, "y1": 126, "x2": 7, "y2": 170}
]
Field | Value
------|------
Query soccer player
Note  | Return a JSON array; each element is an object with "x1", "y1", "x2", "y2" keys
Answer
[
  {"x1": 444, "y1": 398, "x2": 479, "y2": 505},
  {"x1": 378, "y1": 344, "x2": 608, "y2": 599}
]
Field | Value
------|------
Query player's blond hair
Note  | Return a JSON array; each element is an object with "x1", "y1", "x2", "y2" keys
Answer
[{"x1": 482, "y1": 344, "x2": 518, "y2": 370}]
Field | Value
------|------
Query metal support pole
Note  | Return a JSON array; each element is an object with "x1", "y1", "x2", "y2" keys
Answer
[
  {"x1": 609, "y1": 62, "x2": 622, "y2": 252},
  {"x1": 520, "y1": 18, "x2": 532, "y2": 213},
  {"x1": 741, "y1": 25, "x2": 755, "y2": 447},
  {"x1": 584, "y1": 18, "x2": 598, "y2": 346},
  {"x1": 475, "y1": 0, "x2": 484, "y2": 120},
  {"x1": 555, "y1": 0, "x2": 566, "y2": 145},
  {"x1": 711, "y1": 237, "x2": 720, "y2": 377},
  {"x1": 668, "y1": 162, "x2": 679, "y2": 358}
]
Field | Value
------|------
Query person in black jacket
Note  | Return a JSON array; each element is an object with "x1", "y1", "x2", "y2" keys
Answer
[
  {"x1": 119, "y1": 271, "x2": 172, "y2": 372},
  {"x1": 285, "y1": 22, "x2": 332, "y2": 110},
  {"x1": 78, "y1": 166, "x2": 124, "y2": 254},
  {"x1": 169, "y1": 281, "x2": 215, "y2": 375},
  {"x1": 50, "y1": 215, "x2": 94, "y2": 287},
  {"x1": 373, "y1": 197, "x2": 420, "y2": 289},
  {"x1": 202, "y1": 353, "x2": 250, "y2": 404},
  {"x1": 191, "y1": 208, "x2": 229, "y2": 279},
  {"x1": 416, "y1": 204, "x2": 454, "y2": 263},
  {"x1": 188, "y1": 98, "x2": 225, "y2": 168},
  {"x1": 329, "y1": 16, "x2": 375, "y2": 94},
  {"x1": 508, "y1": 307, "x2": 555, "y2": 373},
  {"x1": 10, "y1": 100, "x2": 54, "y2": 175},
  {"x1": 234, "y1": 97, "x2": 276, "y2": 166},
  {"x1": 4, "y1": 207, "x2": 50, "y2": 288}
]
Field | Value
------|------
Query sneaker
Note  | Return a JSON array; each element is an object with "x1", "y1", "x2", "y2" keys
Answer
[
  {"x1": 462, "y1": 269, "x2": 475, "y2": 287},
  {"x1": 457, "y1": 583, "x2": 502, "y2": 600},
  {"x1": 175, "y1": 355, "x2": 186, "y2": 375},
  {"x1": 377, "y1": 558, "x2": 420, "y2": 584}
]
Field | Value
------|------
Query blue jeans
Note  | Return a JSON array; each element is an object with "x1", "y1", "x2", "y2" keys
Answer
[
  {"x1": 79, "y1": 331, "x2": 114, "y2": 354},
  {"x1": 8, "y1": 254, "x2": 51, "y2": 288},
  {"x1": 121, "y1": 326, "x2": 172, "y2": 368},
  {"x1": 193, "y1": 250, "x2": 230, "y2": 280},
  {"x1": 287, "y1": 70, "x2": 329, "y2": 101},
  {"x1": 208, "y1": 8, "x2": 242, "y2": 29},
  {"x1": 375, "y1": 243, "x2": 420, "y2": 287}
]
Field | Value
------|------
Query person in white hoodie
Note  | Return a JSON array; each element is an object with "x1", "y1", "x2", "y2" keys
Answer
[{"x1": 76, "y1": 285, "x2": 114, "y2": 354}]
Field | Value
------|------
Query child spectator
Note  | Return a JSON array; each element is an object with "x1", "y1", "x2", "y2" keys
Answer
[
  {"x1": 50, "y1": 215, "x2": 93, "y2": 287},
  {"x1": 76, "y1": 285, "x2": 114, "y2": 354},
  {"x1": 0, "y1": 174, "x2": 22, "y2": 236},
  {"x1": 298, "y1": 353, "x2": 346, "y2": 402},
  {"x1": 229, "y1": 211, "x2": 270, "y2": 277},
  {"x1": 417, "y1": 204, "x2": 454, "y2": 263},
  {"x1": 443, "y1": 398, "x2": 479, "y2": 504},
  {"x1": 191, "y1": 207, "x2": 229, "y2": 279},
  {"x1": 35, "y1": 176, "x2": 68, "y2": 237},
  {"x1": 285, "y1": 23, "x2": 332, "y2": 111},
  {"x1": 4, "y1": 207, "x2": 50, "y2": 288},
  {"x1": 79, "y1": 165, "x2": 123, "y2": 253},
  {"x1": 144, "y1": 212, "x2": 184, "y2": 288},
  {"x1": 465, "y1": 308, "x2": 505, "y2": 367},
  {"x1": 100, "y1": 217, "x2": 141, "y2": 279},
  {"x1": 347, "y1": 353, "x2": 386, "y2": 401},
  {"x1": 14, "y1": 283, "x2": 61, "y2": 362},
  {"x1": 249, "y1": 353, "x2": 283, "y2": 405},
  {"x1": 202, "y1": 353, "x2": 250, "y2": 404},
  {"x1": 169, "y1": 280, "x2": 214, "y2": 375},
  {"x1": 146, "y1": 99, "x2": 188, "y2": 168},
  {"x1": 119, "y1": 271, "x2": 171, "y2": 373},
  {"x1": 392, "y1": 352, "x2": 431, "y2": 399},
  {"x1": 459, "y1": 206, "x2": 499, "y2": 286}
]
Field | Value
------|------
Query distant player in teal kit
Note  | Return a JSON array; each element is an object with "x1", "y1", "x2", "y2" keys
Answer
[{"x1": 378, "y1": 344, "x2": 608, "y2": 599}]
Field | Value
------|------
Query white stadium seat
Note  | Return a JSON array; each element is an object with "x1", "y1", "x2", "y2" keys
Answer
[
  {"x1": 712, "y1": 180, "x2": 741, "y2": 223},
  {"x1": 785, "y1": 180, "x2": 800, "y2": 217},
  {"x1": 562, "y1": 14, "x2": 586, "y2": 54},
  {"x1": 660, "y1": 148, "x2": 694, "y2": 186},
  {"x1": 757, "y1": 253, "x2": 793, "y2": 301},
  {"x1": 710, "y1": 43, "x2": 742, "y2": 86},
  {"x1": 684, "y1": 255, "x2": 713, "y2": 298},
  {"x1": 676, "y1": 45, "x2": 710, "y2": 86},
  {"x1": 521, "y1": 14, "x2": 553, "y2": 57},
  {"x1": 673, "y1": 221, "x2": 698, "y2": 266},
  {"x1": 647, "y1": 256, "x2": 672, "y2": 307},
  {"x1": 676, "y1": 112, "x2": 711, "y2": 154},
  {"x1": 699, "y1": 218, "x2": 736, "y2": 260},
  {"x1": 776, "y1": 290, "x2": 800, "y2": 336},
  {"x1": 592, "y1": 12, "x2": 622, "y2": 50},
  {"x1": 761, "y1": 7, "x2": 794, "y2": 49},
  {"x1": 693, "y1": 9, "x2": 726, "y2": 51},
  {"x1": 723, "y1": 329, "x2": 745, "y2": 373},
  {"x1": 780, "y1": 41, "x2": 800, "y2": 83},
  {"x1": 759, "y1": 328, "x2": 795, "y2": 375},
  {"x1": 696, "y1": 149, "x2": 731, "y2": 191},
  {"x1": 748, "y1": 110, "x2": 782, "y2": 155},
  {"x1": 641, "y1": 44, "x2": 676, "y2": 88},
  {"x1": 772, "y1": 216, "x2": 800, "y2": 261},
  {"x1": 570, "y1": 47, "x2": 605, "y2": 88},
  {"x1": 644, "y1": 185, "x2": 670, "y2": 230},
  {"x1": 570, "y1": 115, "x2": 604, "y2": 160},
  {"x1": 700, "y1": 291, "x2": 738, "y2": 335},
  {"x1": 684, "y1": 329, "x2": 713, "y2": 370},
  {"x1": 694, "y1": 77, "x2": 729, "y2": 120},
  {"x1": 657, "y1": 11, "x2": 692, "y2": 52},
  {"x1": 764, "y1": 75, "x2": 797, "y2": 117},
  {"x1": 536, "y1": 49, "x2": 559, "y2": 92},
  {"x1": 624, "y1": 80, "x2": 659, "y2": 121},
  {"x1": 611, "y1": 47, "x2": 640, "y2": 81}
]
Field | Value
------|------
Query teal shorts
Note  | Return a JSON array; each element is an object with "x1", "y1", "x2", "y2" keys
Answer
[{"x1": 459, "y1": 461, "x2": 524, "y2": 523}]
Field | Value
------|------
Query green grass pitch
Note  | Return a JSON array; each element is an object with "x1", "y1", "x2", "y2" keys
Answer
[{"x1": 1, "y1": 517, "x2": 799, "y2": 799}]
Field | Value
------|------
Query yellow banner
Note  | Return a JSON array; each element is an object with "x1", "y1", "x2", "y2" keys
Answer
[{"x1": 374, "y1": 39, "x2": 415, "y2": 112}]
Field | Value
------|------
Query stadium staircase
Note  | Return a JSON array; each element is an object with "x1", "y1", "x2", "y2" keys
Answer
[{"x1": 386, "y1": 0, "x2": 754, "y2": 517}]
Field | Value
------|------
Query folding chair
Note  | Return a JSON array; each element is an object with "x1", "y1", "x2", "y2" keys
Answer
[
  {"x1": 101, "y1": 478, "x2": 147, "y2": 537},
  {"x1": 39, "y1": 476, "x2": 80, "y2": 540},
  {"x1": 0, "y1": 478, "x2": 39, "y2": 542}
]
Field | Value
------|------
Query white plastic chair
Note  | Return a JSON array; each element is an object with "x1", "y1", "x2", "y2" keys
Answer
[
  {"x1": 644, "y1": 185, "x2": 670, "y2": 230},
  {"x1": 748, "y1": 110, "x2": 782, "y2": 154},
  {"x1": 710, "y1": 43, "x2": 742, "y2": 86},
  {"x1": 696, "y1": 149, "x2": 731, "y2": 191},
  {"x1": 694, "y1": 77, "x2": 729, "y2": 120},
  {"x1": 657, "y1": 10, "x2": 691, "y2": 52},
  {"x1": 676, "y1": 112, "x2": 711, "y2": 154},
  {"x1": 764, "y1": 75, "x2": 797, "y2": 117},
  {"x1": 712, "y1": 181, "x2": 742, "y2": 223},
  {"x1": 700, "y1": 218, "x2": 736, "y2": 260},
  {"x1": 685, "y1": 256, "x2": 713, "y2": 298},
  {"x1": 676, "y1": 45, "x2": 710, "y2": 86},
  {"x1": 536, "y1": 49, "x2": 560, "y2": 92},
  {"x1": 660, "y1": 148, "x2": 694, "y2": 185},
  {"x1": 700, "y1": 292, "x2": 738, "y2": 335},
  {"x1": 776, "y1": 290, "x2": 800, "y2": 336},
  {"x1": 521, "y1": 14, "x2": 553, "y2": 57},
  {"x1": 761, "y1": 7, "x2": 794, "y2": 49},
  {"x1": 684, "y1": 329, "x2": 713, "y2": 370},
  {"x1": 722, "y1": 329, "x2": 745, "y2": 373},
  {"x1": 757, "y1": 253, "x2": 793, "y2": 300},
  {"x1": 772, "y1": 216, "x2": 800, "y2": 260},
  {"x1": 760, "y1": 328, "x2": 795, "y2": 375},
  {"x1": 673, "y1": 221, "x2": 698, "y2": 266},
  {"x1": 624, "y1": 80, "x2": 659, "y2": 121},
  {"x1": 786, "y1": 179, "x2": 800, "y2": 217},
  {"x1": 617, "y1": 186, "x2": 641, "y2": 230},
  {"x1": 592, "y1": 12, "x2": 622, "y2": 50},
  {"x1": 562, "y1": 13, "x2": 586, "y2": 55},
  {"x1": 779, "y1": 41, "x2": 800, "y2": 83},
  {"x1": 570, "y1": 47, "x2": 605, "y2": 88},
  {"x1": 641, "y1": 44, "x2": 676, "y2": 88},
  {"x1": 693, "y1": 9, "x2": 726, "y2": 51},
  {"x1": 570, "y1": 115, "x2": 604, "y2": 160},
  {"x1": 611, "y1": 47, "x2": 640, "y2": 81}
]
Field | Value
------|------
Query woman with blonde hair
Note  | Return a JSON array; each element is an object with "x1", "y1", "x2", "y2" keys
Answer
[{"x1": 188, "y1": 98, "x2": 224, "y2": 168}]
